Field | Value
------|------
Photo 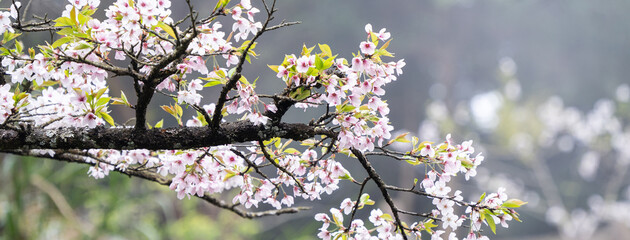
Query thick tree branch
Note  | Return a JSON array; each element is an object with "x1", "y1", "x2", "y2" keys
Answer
[{"x1": 0, "y1": 121, "x2": 335, "y2": 151}]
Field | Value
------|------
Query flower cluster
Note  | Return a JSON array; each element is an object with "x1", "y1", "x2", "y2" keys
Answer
[
  {"x1": 314, "y1": 134, "x2": 524, "y2": 239},
  {"x1": 328, "y1": 27, "x2": 405, "y2": 152},
  {"x1": 83, "y1": 139, "x2": 350, "y2": 211},
  {"x1": 0, "y1": 84, "x2": 15, "y2": 124},
  {"x1": 86, "y1": 149, "x2": 159, "y2": 179},
  {"x1": 0, "y1": 0, "x2": 267, "y2": 129},
  {"x1": 315, "y1": 194, "x2": 407, "y2": 240},
  {"x1": 0, "y1": 2, "x2": 20, "y2": 35},
  {"x1": 229, "y1": 0, "x2": 262, "y2": 41},
  {"x1": 270, "y1": 24, "x2": 406, "y2": 153}
]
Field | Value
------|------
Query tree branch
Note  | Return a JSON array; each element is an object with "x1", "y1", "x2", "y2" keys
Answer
[
  {"x1": 351, "y1": 149, "x2": 408, "y2": 240},
  {"x1": 0, "y1": 121, "x2": 336, "y2": 151}
]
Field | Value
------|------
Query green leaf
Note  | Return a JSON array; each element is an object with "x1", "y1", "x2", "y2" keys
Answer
[
  {"x1": 154, "y1": 119, "x2": 164, "y2": 128},
  {"x1": 377, "y1": 49, "x2": 394, "y2": 58},
  {"x1": 284, "y1": 148, "x2": 299, "y2": 154},
  {"x1": 29, "y1": 48, "x2": 36, "y2": 58},
  {"x1": 214, "y1": 0, "x2": 230, "y2": 11},
  {"x1": 216, "y1": 69, "x2": 226, "y2": 78},
  {"x1": 301, "y1": 44, "x2": 315, "y2": 56},
  {"x1": 161, "y1": 105, "x2": 175, "y2": 115},
  {"x1": 100, "y1": 112, "x2": 115, "y2": 126},
  {"x1": 387, "y1": 132, "x2": 410, "y2": 145},
  {"x1": 40, "y1": 81, "x2": 58, "y2": 87},
  {"x1": 405, "y1": 159, "x2": 420, "y2": 166},
  {"x1": 54, "y1": 17, "x2": 75, "y2": 27},
  {"x1": 77, "y1": 12, "x2": 89, "y2": 26},
  {"x1": 196, "y1": 112, "x2": 208, "y2": 125},
  {"x1": 305, "y1": 67, "x2": 317, "y2": 76},
  {"x1": 51, "y1": 37, "x2": 73, "y2": 49},
  {"x1": 502, "y1": 199, "x2": 528, "y2": 208},
  {"x1": 318, "y1": 43, "x2": 332, "y2": 58},
  {"x1": 315, "y1": 56, "x2": 324, "y2": 70},
  {"x1": 73, "y1": 42, "x2": 92, "y2": 50},
  {"x1": 323, "y1": 56, "x2": 336, "y2": 70},
  {"x1": 13, "y1": 92, "x2": 28, "y2": 102},
  {"x1": 81, "y1": 7, "x2": 96, "y2": 17},
  {"x1": 174, "y1": 104, "x2": 183, "y2": 117},
  {"x1": 227, "y1": 67, "x2": 236, "y2": 78},
  {"x1": 203, "y1": 80, "x2": 223, "y2": 87},
  {"x1": 223, "y1": 172, "x2": 236, "y2": 182},
  {"x1": 239, "y1": 75, "x2": 249, "y2": 85},
  {"x1": 280, "y1": 139, "x2": 293, "y2": 151},
  {"x1": 70, "y1": 6, "x2": 78, "y2": 25},
  {"x1": 262, "y1": 138, "x2": 273, "y2": 146},
  {"x1": 484, "y1": 212, "x2": 497, "y2": 234},
  {"x1": 14, "y1": 41, "x2": 23, "y2": 53},
  {"x1": 267, "y1": 65, "x2": 279, "y2": 73},
  {"x1": 360, "y1": 193, "x2": 370, "y2": 203},
  {"x1": 94, "y1": 88, "x2": 107, "y2": 99},
  {"x1": 56, "y1": 29, "x2": 74, "y2": 39},
  {"x1": 120, "y1": 90, "x2": 130, "y2": 106},
  {"x1": 338, "y1": 104, "x2": 356, "y2": 113},
  {"x1": 380, "y1": 38, "x2": 392, "y2": 51},
  {"x1": 294, "y1": 88, "x2": 311, "y2": 101},
  {"x1": 370, "y1": 32, "x2": 378, "y2": 44},
  {"x1": 111, "y1": 98, "x2": 125, "y2": 105},
  {"x1": 460, "y1": 159, "x2": 474, "y2": 168},
  {"x1": 507, "y1": 210, "x2": 522, "y2": 222},
  {"x1": 333, "y1": 233, "x2": 343, "y2": 240},
  {"x1": 411, "y1": 136, "x2": 419, "y2": 148},
  {"x1": 2, "y1": 31, "x2": 21, "y2": 44},
  {"x1": 380, "y1": 213, "x2": 394, "y2": 223},
  {"x1": 338, "y1": 173, "x2": 354, "y2": 181},
  {"x1": 96, "y1": 97, "x2": 110, "y2": 107},
  {"x1": 425, "y1": 219, "x2": 437, "y2": 229},
  {"x1": 94, "y1": 105, "x2": 106, "y2": 113},
  {"x1": 359, "y1": 193, "x2": 374, "y2": 206},
  {"x1": 213, "y1": 1, "x2": 223, "y2": 11},
  {"x1": 0, "y1": 47, "x2": 10, "y2": 56},
  {"x1": 156, "y1": 21, "x2": 176, "y2": 39},
  {"x1": 74, "y1": 32, "x2": 90, "y2": 39}
]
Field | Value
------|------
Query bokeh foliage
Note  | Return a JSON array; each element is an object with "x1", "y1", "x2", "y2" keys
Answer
[{"x1": 0, "y1": 155, "x2": 259, "y2": 239}]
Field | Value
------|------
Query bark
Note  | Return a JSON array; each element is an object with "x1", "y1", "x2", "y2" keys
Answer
[{"x1": 0, "y1": 121, "x2": 334, "y2": 151}]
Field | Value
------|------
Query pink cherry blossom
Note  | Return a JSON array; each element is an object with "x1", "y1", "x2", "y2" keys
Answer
[{"x1": 359, "y1": 41, "x2": 376, "y2": 55}]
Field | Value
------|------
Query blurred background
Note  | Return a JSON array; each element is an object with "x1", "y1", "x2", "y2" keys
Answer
[{"x1": 1, "y1": 0, "x2": 630, "y2": 239}]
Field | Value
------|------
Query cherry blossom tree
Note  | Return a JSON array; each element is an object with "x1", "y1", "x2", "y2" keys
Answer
[{"x1": 0, "y1": 0, "x2": 525, "y2": 239}]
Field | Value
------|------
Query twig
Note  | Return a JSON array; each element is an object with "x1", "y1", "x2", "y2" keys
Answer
[
  {"x1": 258, "y1": 140, "x2": 306, "y2": 193},
  {"x1": 351, "y1": 148, "x2": 408, "y2": 240},
  {"x1": 346, "y1": 177, "x2": 370, "y2": 233}
]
